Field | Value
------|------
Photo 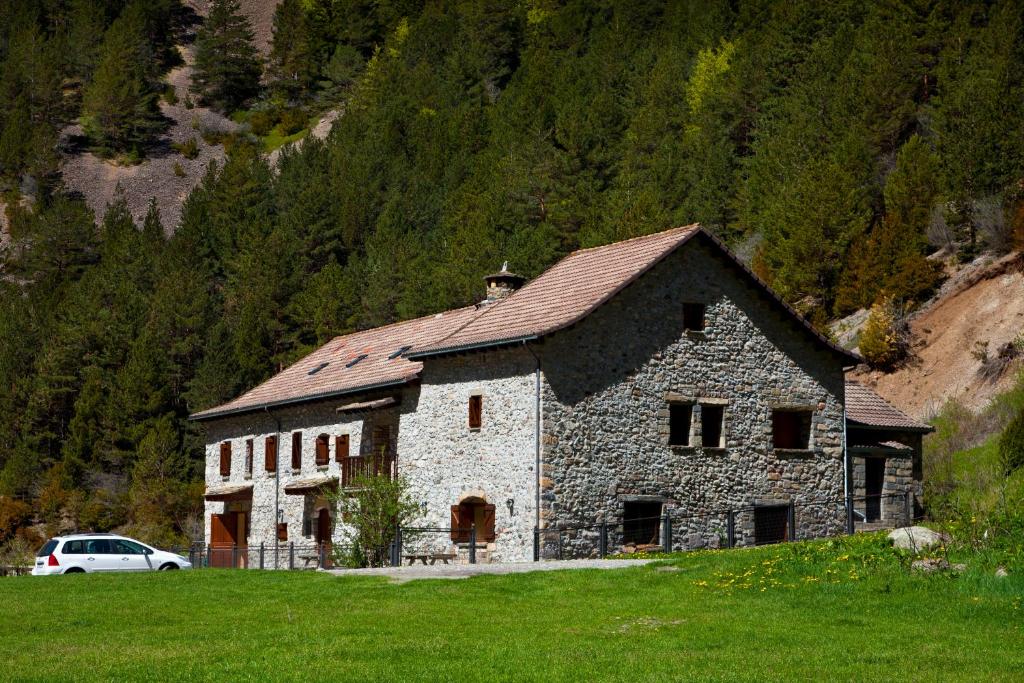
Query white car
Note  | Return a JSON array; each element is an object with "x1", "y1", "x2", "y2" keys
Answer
[{"x1": 32, "y1": 534, "x2": 193, "y2": 575}]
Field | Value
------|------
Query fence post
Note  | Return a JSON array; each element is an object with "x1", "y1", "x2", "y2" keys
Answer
[
  {"x1": 599, "y1": 522, "x2": 608, "y2": 558},
  {"x1": 726, "y1": 511, "x2": 735, "y2": 549},
  {"x1": 904, "y1": 489, "x2": 913, "y2": 525},
  {"x1": 259, "y1": 542, "x2": 265, "y2": 570},
  {"x1": 533, "y1": 527, "x2": 540, "y2": 562},
  {"x1": 662, "y1": 514, "x2": 672, "y2": 553},
  {"x1": 787, "y1": 502, "x2": 796, "y2": 542},
  {"x1": 318, "y1": 542, "x2": 325, "y2": 569},
  {"x1": 288, "y1": 541, "x2": 294, "y2": 570},
  {"x1": 232, "y1": 544, "x2": 237, "y2": 569},
  {"x1": 205, "y1": 544, "x2": 211, "y2": 568},
  {"x1": 469, "y1": 524, "x2": 477, "y2": 564}
]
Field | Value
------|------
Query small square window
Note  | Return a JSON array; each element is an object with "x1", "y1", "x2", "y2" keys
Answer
[
  {"x1": 772, "y1": 410, "x2": 812, "y2": 449},
  {"x1": 244, "y1": 439, "x2": 253, "y2": 477},
  {"x1": 668, "y1": 404, "x2": 692, "y2": 446},
  {"x1": 701, "y1": 404, "x2": 724, "y2": 448},
  {"x1": 291, "y1": 431, "x2": 302, "y2": 470},
  {"x1": 683, "y1": 303, "x2": 706, "y2": 332},
  {"x1": 468, "y1": 395, "x2": 483, "y2": 430}
]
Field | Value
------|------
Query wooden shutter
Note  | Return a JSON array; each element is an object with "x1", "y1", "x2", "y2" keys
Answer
[
  {"x1": 245, "y1": 439, "x2": 253, "y2": 476},
  {"x1": 315, "y1": 435, "x2": 329, "y2": 466},
  {"x1": 219, "y1": 442, "x2": 231, "y2": 476},
  {"x1": 291, "y1": 432, "x2": 302, "y2": 469},
  {"x1": 335, "y1": 435, "x2": 349, "y2": 462},
  {"x1": 450, "y1": 505, "x2": 462, "y2": 542},
  {"x1": 468, "y1": 395, "x2": 482, "y2": 429},
  {"x1": 482, "y1": 504, "x2": 496, "y2": 542},
  {"x1": 265, "y1": 435, "x2": 277, "y2": 472}
]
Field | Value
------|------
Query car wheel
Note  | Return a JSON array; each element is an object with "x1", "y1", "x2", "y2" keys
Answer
[
  {"x1": 64, "y1": 567, "x2": 85, "y2": 574},
  {"x1": 159, "y1": 563, "x2": 179, "y2": 571}
]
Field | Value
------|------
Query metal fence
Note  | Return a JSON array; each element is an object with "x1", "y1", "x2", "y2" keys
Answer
[{"x1": 182, "y1": 492, "x2": 916, "y2": 570}]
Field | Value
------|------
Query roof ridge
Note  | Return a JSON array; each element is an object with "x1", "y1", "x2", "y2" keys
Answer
[{"x1": 567, "y1": 223, "x2": 700, "y2": 257}]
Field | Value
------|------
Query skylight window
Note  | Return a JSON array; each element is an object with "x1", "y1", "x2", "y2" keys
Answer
[
  {"x1": 345, "y1": 354, "x2": 368, "y2": 368},
  {"x1": 307, "y1": 362, "x2": 329, "y2": 376},
  {"x1": 388, "y1": 345, "x2": 412, "y2": 360}
]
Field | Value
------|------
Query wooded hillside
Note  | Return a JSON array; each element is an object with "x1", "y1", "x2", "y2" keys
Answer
[{"x1": 1, "y1": 0, "x2": 1023, "y2": 545}]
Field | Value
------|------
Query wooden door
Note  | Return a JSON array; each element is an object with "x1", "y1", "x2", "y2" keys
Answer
[
  {"x1": 210, "y1": 513, "x2": 237, "y2": 568},
  {"x1": 865, "y1": 459, "x2": 885, "y2": 522},
  {"x1": 316, "y1": 508, "x2": 332, "y2": 568}
]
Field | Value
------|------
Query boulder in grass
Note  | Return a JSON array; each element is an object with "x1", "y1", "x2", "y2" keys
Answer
[{"x1": 888, "y1": 526, "x2": 947, "y2": 551}]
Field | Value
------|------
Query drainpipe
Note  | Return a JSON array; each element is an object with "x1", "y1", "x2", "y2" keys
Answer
[
  {"x1": 842, "y1": 405, "x2": 852, "y2": 535},
  {"x1": 524, "y1": 342, "x2": 542, "y2": 534},
  {"x1": 264, "y1": 406, "x2": 282, "y2": 568}
]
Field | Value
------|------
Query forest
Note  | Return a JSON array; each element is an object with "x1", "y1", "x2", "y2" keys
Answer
[{"x1": 1, "y1": 0, "x2": 1023, "y2": 546}]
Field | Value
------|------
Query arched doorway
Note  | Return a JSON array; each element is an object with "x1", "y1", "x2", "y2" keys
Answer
[{"x1": 450, "y1": 496, "x2": 496, "y2": 543}]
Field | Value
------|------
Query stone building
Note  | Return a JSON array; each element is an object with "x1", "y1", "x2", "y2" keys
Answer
[{"x1": 192, "y1": 225, "x2": 928, "y2": 565}]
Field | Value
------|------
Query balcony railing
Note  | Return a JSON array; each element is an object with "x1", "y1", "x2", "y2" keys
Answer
[{"x1": 341, "y1": 453, "x2": 396, "y2": 487}]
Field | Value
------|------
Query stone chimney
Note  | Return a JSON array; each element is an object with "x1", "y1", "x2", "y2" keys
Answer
[{"x1": 483, "y1": 261, "x2": 526, "y2": 302}]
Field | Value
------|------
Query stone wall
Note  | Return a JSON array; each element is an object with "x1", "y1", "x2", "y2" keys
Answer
[
  {"x1": 538, "y1": 237, "x2": 848, "y2": 556},
  {"x1": 397, "y1": 347, "x2": 538, "y2": 563},
  {"x1": 850, "y1": 430, "x2": 923, "y2": 525},
  {"x1": 202, "y1": 396, "x2": 401, "y2": 565}
]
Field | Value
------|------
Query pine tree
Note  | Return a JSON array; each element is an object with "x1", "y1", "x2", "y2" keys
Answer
[
  {"x1": 192, "y1": 0, "x2": 262, "y2": 112},
  {"x1": 80, "y1": 5, "x2": 164, "y2": 154},
  {"x1": 268, "y1": 0, "x2": 316, "y2": 102}
]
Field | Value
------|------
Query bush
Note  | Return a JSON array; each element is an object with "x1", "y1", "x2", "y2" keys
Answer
[
  {"x1": 173, "y1": 161, "x2": 185, "y2": 177},
  {"x1": 328, "y1": 474, "x2": 419, "y2": 568},
  {"x1": 162, "y1": 84, "x2": 178, "y2": 106},
  {"x1": 247, "y1": 109, "x2": 277, "y2": 137},
  {"x1": 858, "y1": 297, "x2": 909, "y2": 369},
  {"x1": 999, "y1": 410, "x2": 1024, "y2": 476},
  {"x1": 0, "y1": 496, "x2": 31, "y2": 544},
  {"x1": 277, "y1": 108, "x2": 308, "y2": 136},
  {"x1": 172, "y1": 137, "x2": 199, "y2": 159}
]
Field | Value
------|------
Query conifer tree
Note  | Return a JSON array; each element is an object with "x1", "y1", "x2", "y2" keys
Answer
[
  {"x1": 80, "y1": 5, "x2": 164, "y2": 154},
  {"x1": 268, "y1": 0, "x2": 316, "y2": 102},
  {"x1": 192, "y1": 0, "x2": 262, "y2": 112}
]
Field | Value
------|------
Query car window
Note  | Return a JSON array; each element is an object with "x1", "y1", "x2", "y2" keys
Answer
[
  {"x1": 36, "y1": 540, "x2": 58, "y2": 557},
  {"x1": 114, "y1": 540, "x2": 146, "y2": 555},
  {"x1": 85, "y1": 539, "x2": 112, "y2": 554},
  {"x1": 62, "y1": 540, "x2": 85, "y2": 554}
]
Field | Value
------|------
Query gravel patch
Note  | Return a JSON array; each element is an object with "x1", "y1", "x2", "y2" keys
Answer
[{"x1": 324, "y1": 559, "x2": 655, "y2": 583}]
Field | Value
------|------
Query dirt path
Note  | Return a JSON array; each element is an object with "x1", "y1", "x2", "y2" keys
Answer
[{"x1": 325, "y1": 558, "x2": 655, "y2": 583}]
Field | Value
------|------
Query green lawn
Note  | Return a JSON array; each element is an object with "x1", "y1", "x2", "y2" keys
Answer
[{"x1": 1, "y1": 535, "x2": 1021, "y2": 682}]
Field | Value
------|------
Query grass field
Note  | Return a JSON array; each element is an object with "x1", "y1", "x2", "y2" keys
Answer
[{"x1": 1, "y1": 533, "x2": 1020, "y2": 682}]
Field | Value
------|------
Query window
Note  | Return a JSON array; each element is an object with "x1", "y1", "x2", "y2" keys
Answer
[
  {"x1": 315, "y1": 434, "x2": 330, "y2": 466},
  {"x1": 772, "y1": 409, "x2": 813, "y2": 449},
  {"x1": 623, "y1": 501, "x2": 663, "y2": 545},
  {"x1": 244, "y1": 439, "x2": 253, "y2": 477},
  {"x1": 449, "y1": 499, "x2": 496, "y2": 543},
  {"x1": 683, "y1": 302, "x2": 706, "y2": 332},
  {"x1": 61, "y1": 540, "x2": 84, "y2": 554},
  {"x1": 85, "y1": 539, "x2": 112, "y2": 554},
  {"x1": 113, "y1": 539, "x2": 146, "y2": 555},
  {"x1": 468, "y1": 395, "x2": 483, "y2": 430},
  {"x1": 276, "y1": 523, "x2": 288, "y2": 541},
  {"x1": 754, "y1": 505, "x2": 790, "y2": 545},
  {"x1": 668, "y1": 404, "x2": 693, "y2": 446},
  {"x1": 219, "y1": 442, "x2": 231, "y2": 477},
  {"x1": 265, "y1": 435, "x2": 278, "y2": 472},
  {"x1": 345, "y1": 354, "x2": 368, "y2": 368},
  {"x1": 335, "y1": 435, "x2": 350, "y2": 462},
  {"x1": 308, "y1": 361, "x2": 329, "y2": 375},
  {"x1": 701, "y1": 404, "x2": 724, "y2": 448},
  {"x1": 291, "y1": 432, "x2": 302, "y2": 470},
  {"x1": 372, "y1": 425, "x2": 391, "y2": 457}
]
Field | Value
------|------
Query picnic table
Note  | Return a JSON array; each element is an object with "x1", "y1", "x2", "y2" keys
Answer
[{"x1": 404, "y1": 553, "x2": 457, "y2": 566}]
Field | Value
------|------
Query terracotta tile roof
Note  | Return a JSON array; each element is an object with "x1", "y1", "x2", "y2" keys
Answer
[
  {"x1": 203, "y1": 483, "x2": 254, "y2": 501},
  {"x1": 845, "y1": 382, "x2": 933, "y2": 432},
  {"x1": 283, "y1": 474, "x2": 338, "y2": 495},
  {"x1": 190, "y1": 306, "x2": 480, "y2": 420},
  {"x1": 411, "y1": 225, "x2": 859, "y2": 364},
  {"x1": 193, "y1": 224, "x2": 859, "y2": 422}
]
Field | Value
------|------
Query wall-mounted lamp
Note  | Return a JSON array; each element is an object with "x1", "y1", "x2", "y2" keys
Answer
[
  {"x1": 277, "y1": 509, "x2": 284, "y2": 523},
  {"x1": 506, "y1": 498, "x2": 515, "y2": 516}
]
